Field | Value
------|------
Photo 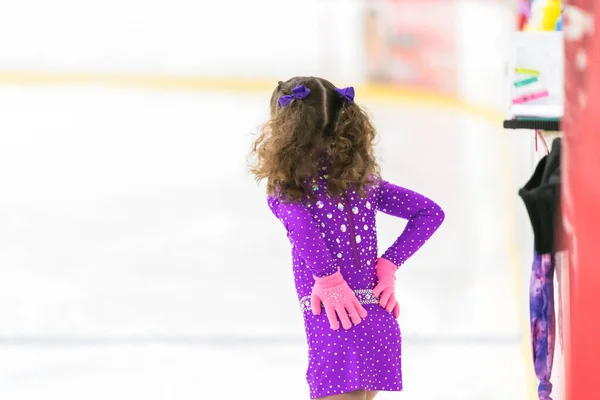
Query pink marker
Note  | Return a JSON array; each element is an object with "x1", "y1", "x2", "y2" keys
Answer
[{"x1": 512, "y1": 90, "x2": 550, "y2": 104}]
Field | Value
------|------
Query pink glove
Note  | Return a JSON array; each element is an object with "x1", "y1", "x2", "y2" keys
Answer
[
  {"x1": 311, "y1": 270, "x2": 368, "y2": 330},
  {"x1": 372, "y1": 258, "x2": 400, "y2": 318}
]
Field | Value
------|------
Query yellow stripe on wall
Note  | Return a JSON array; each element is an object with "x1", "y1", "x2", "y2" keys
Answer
[
  {"x1": 0, "y1": 71, "x2": 503, "y2": 120},
  {"x1": 0, "y1": 69, "x2": 536, "y2": 399}
]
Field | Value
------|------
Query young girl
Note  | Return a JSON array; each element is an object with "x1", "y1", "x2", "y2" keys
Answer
[{"x1": 250, "y1": 76, "x2": 444, "y2": 400}]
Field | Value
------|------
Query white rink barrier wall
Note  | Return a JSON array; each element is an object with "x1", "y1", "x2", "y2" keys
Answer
[{"x1": 0, "y1": 0, "x2": 513, "y2": 112}]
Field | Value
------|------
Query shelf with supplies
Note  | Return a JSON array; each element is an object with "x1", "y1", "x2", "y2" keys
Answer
[{"x1": 503, "y1": 117, "x2": 561, "y2": 131}]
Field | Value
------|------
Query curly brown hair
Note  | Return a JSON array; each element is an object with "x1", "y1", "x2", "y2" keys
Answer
[{"x1": 249, "y1": 76, "x2": 380, "y2": 202}]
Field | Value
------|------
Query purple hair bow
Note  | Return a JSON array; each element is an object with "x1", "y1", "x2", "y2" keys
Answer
[
  {"x1": 335, "y1": 86, "x2": 355, "y2": 103},
  {"x1": 278, "y1": 85, "x2": 311, "y2": 107}
]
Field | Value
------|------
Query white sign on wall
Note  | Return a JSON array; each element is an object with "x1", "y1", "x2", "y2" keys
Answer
[{"x1": 508, "y1": 32, "x2": 564, "y2": 118}]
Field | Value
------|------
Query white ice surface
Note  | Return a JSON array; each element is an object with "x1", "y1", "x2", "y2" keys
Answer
[{"x1": 0, "y1": 86, "x2": 531, "y2": 399}]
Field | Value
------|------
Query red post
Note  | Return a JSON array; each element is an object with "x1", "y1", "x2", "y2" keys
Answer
[{"x1": 562, "y1": 2, "x2": 600, "y2": 399}]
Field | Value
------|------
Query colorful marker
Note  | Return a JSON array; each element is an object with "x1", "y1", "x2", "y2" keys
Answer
[
  {"x1": 514, "y1": 76, "x2": 539, "y2": 87},
  {"x1": 515, "y1": 67, "x2": 540, "y2": 76},
  {"x1": 512, "y1": 90, "x2": 550, "y2": 104}
]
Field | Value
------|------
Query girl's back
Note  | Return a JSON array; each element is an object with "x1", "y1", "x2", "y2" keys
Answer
[{"x1": 250, "y1": 76, "x2": 444, "y2": 400}]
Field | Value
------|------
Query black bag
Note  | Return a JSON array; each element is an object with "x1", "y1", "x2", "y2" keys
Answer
[{"x1": 518, "y1": 137, "x2": 563, "y2": 254}]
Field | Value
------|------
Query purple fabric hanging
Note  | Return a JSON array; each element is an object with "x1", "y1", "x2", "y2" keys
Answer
[{"x1": 530, "y1": 250, "x2": 556, "y2": 400}]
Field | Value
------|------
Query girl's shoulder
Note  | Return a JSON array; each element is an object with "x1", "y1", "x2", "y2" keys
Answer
[{"x1": 266, "y1": 190, "x2": 310, "y2": 213}]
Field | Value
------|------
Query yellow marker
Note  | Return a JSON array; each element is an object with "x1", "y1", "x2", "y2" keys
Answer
[
  {"x1": 515, "y1": 68, "x2": 540, "y2": 76},
  {"x1": 526, "y1": 0, "x2": 562, "y2": 31},
  {"x1": 540, "y1": 0, "x2": 562, "y2": 31}
]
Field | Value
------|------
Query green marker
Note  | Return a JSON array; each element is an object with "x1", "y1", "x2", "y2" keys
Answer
[{"x1": 514, "y1": 76, "x2": 539, "y2": 87}]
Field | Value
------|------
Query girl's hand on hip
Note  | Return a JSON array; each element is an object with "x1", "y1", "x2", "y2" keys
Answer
[
  {"x1": 311, "y1": 270, "x2": 368, "y2": 330},
  {"x1": 372, "y1": 258, "x2": 400, "y2": 318}
]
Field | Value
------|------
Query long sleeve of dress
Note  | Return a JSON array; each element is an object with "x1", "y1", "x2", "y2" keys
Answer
[
  {"x1": 268, "y1": 196, "x2": 339, "y2": 278},
  {"x1": 376, "y1": 180, "x2": 445, "y2": 267}
]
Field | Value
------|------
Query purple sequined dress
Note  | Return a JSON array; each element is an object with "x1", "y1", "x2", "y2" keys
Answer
[{"x1": 268, "y1": 172, "x2": 444, "y2": 399}]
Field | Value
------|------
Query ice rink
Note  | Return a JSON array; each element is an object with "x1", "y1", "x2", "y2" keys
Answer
[{"x1": 0, "y1": 85, "x2": 536, "y2": 399}]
